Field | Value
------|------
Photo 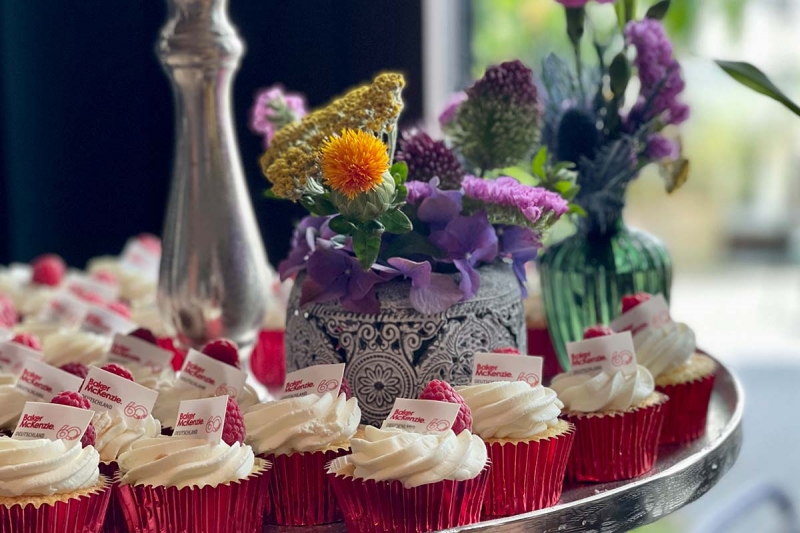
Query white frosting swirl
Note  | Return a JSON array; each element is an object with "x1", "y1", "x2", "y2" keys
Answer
[
  {"x1": 15, "y1": 287, "x2": 56, "y2": 317},
  {"x1": 633, "y1": 322, "x2": 696, "y2": 378},
  {"x1": 93, "y1": 411, "x2": 162, "y2": 463},
  {"x1": 152, "y1": 381, "x2": 260, "y2": 429},
  {"x1": 0, "y1": 438, "x2": 100, "y2": 497},
  {"x1": 13, "y1": 319, "x2": 70, "y2": 342},
  {"x1": 341, "y1": 426, "x2": 487, "y2": 488},
  {"x1": 117, "y1": 270, "x2": 156, "y2": 305},
  {"x1": 0, "y1": 385, "x2": 36, "y2": 429},
  {"x1": 550, "y1": 365, "x2": 655, "y2": 413},
  {"x1": 118, "y1": 436, "x2": 255, "y2": 489},
  {"x1": 456, "y1": 381, "x2": 563, "y2": 439},
  {"x1": 43, "y1": 330, "x2": 111, "y2": 367},
  {"x1": 127, "y1": 363, "x2": 175, "y2": 390},
  {"x1": 244, "y1": 392, "x2": 360, "y2": 456}
]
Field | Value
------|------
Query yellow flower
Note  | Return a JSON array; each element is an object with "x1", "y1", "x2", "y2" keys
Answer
[{"x1": 320, "y1": 130, "x2": 389, "y2": 199}]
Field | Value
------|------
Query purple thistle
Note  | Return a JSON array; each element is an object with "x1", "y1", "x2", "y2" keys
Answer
[
  {"x1": 625, "y1": 20, "x2": 689, "y2": 129},
  {"x1": 438, "y1": 91, "x2": 467, "y2": 130},
  {"x1": 462, "y1": 175, "x2": 569, "y2": 228},
  {"x1": 250, "y1": 85, "x2": 307, "y2": 149},
  {"x1": 395, "y1": 130, "x2": 465, "y2": 189}
]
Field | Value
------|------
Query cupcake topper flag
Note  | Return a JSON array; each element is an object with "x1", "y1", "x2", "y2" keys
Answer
[
  {"x1": 177, "y1": 349, "x2": 247, "y2": 400},
  {"x1": 472, "y1": 352, "x2": 544, "y2": 387},
  {"x1": 281, "y1": 363, "x2": 346, "y2": 400},
  {"x1": 566, "y1": 331, "x2": 638, "y2": 377},
  {"x1": 108, "y1": 333, "x2": 174, "y2": 375},
  {"x1": 611, "y1": 294, "x2": 671, "y2": 335},
  {"x1": 174, "y1": 396, "x2": 229, "y2": 445},
  {"x1": 80, "y1": 367, "x2": 158, "y2": 426},
  {"x1": 382, "y1": 399, "x2": 460, "y2": 434},
  {"x1": 12, "y1": 402, "x2": 94, "y2": 443},
  {"x1": 15, "y1": 359, "x2": 83, "y2": 402},
  {"x1": 0, "y1": 341, "x2": 43, "y2": 377}
]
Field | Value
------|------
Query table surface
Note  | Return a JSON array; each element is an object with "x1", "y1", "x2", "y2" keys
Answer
[{"x1": 264, "y1": 355, "x2": 743, "y2": 533}]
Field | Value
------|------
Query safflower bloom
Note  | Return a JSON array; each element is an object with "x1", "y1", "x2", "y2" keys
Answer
[{"x1": 320, "y1": 129, "x2": 390, "y2": 199}]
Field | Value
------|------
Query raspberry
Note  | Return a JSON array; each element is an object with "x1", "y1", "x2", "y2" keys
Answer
[
  {"x1": 107, "y1": 301, "x2": 131, "y2": 319},
  {"x1": 12, "y1": 333, "x2": 42, "y2": 351},
  {"x1": 418, "y1": 380, "x2": 472, "y2": 434},
  {"x1": 340, "y1": 377, "x2": 353, "y2": 400},
  {"x1": 222, "y1": 397, "x2": 246, "y2": 445},
  {"x1": 101, "y1": 363, "x2": 134, "y2": 382},
  {"x1": 81, "y1": 422, "x2": 96, "y2": 448},
  {"x1": 60, "y1": 362, "x2": 89, "y2": 379},
  {"x1": 493, "y1": 347, "x2": 521, "y2": 355},
  {"x1": 92, "y1": 269, "x2": 118, "y2": 285},
  {"x1": 31, "y1": 254, "x2": 66, "y2": 286},
  {"x1": 201, "y1": 338, "x2": 240, "y2": 369},
  {"x1": 129, "y1": 327, "x2": 158, "y2": 345},
  {"x1": 137, "y1": 233, "x2": 162, "y2": 254},
  {"x1": 621, "y1": 292, "x2": 652, "y2": 314},
  {"x1": 583, "y1": 325, "x2": 615, "y2": 339},
  {"x1": 0, "y1": 295, "x2": 18, "y2": 327},
  {"x1": 70, "y1": 286, "x2": 105, "y2": 305},
  {"x1": 51, "y1": 390, "x2": 91, "y2": 410}
]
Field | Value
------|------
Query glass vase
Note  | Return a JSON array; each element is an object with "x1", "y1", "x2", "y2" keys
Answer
[{"x1": 538, "y1": 218, "x2": 672, "y2": 371}]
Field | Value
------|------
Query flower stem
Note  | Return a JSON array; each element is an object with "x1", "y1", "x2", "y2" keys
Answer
[{"x1": 573, "y1": 41, "x2": 586, "y2": 105}]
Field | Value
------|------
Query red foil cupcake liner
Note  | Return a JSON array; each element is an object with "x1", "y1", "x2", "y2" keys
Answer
[
  {"x1": 563, "y1": 395, "x2": 668, "y2": 483},
  {"x1": 263, "y1": 448, "x2": 347, "y2": 526},
  {"x1": 116, "y1": 461, "x2": 270, "y2": 533},
  {"x1": 328, "y1": 466, "x2": 490, "y2": 533},
  {"x1": 0, "y1": 475, "x2": 112, "y2": 533},
  {"x1": 99, "y1": 462, "x2": 124, "y2": 533},
  {"x1": 483, "y1": 424, "x2": 575, "y2": 517},
  {"x1": 657, "y1": 372, "x2": 716, "y2": 445}
]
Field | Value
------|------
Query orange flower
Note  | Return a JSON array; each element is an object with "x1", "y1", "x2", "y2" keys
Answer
[{"x1": 319, "y1": 129, "x2": 389, "y2": 199}]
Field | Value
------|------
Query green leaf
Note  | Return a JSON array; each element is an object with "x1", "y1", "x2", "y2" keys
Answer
[
  {"x1": 501, "y1": 166, "x2": 537, "y2": 185},
  {"x1": 646, "y1": 0, "x2": 671, "y2": 20},
  {"x1": 565, "y1": 7, "x2": 585, "y2": 45},
  {"x1": 263, "y1": 188, "x2": 281, "y2": 200},
  {"x1": 551, "y1": 161, "x2": 577, "y2": 173},
  {"x1": 352, "y1": 221, "x2": 384, "y2": 270},
  {"x1": 299, "y1": 196, "x2": 338, "y2": 217},
  {"x1": 614, "y1": 1, "x2": 626, "y2": 30},
  {"x1": 378, "y1": 209, "x2": 413, "y2": 234},
  {"x1": 328, "y1": 216, "x2": 357, "y2": 236},
  {"x1": 563, "y1": 185, "x2": 580, "y2": 201},
  {"x1": 554, "y1": 181, "x2": 573, "y2": 194},
  {"x1": 531, "y1": 147, "x2": 548, "y2": 178},
  {"x1": 390, "y1": 161, "x2": 408, "y2": 185},
  {"x1": 609, "y1": 52, "x2": 631, "y2": 100},
  {"x1": 715, "y1": 60, "x2": 800, "y2": 117},
  {"x1": 568, "y1": 203, "x2": 587, "y2": 217},
  {"x1": 393, "y1": 184, "x2": 408, "y2": 205},
  {"x1": 624, "y1": 0, "x2": 637, "y2": 21}
]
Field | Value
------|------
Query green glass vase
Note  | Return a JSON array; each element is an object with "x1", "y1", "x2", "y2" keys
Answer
[{"x1": 538, "y1": 218, "x2": 672, "y2": 371}]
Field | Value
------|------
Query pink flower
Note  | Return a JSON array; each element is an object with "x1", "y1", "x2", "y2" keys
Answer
[{"x1": 250, "y1": 85, "x2": 307, "y2": 149}]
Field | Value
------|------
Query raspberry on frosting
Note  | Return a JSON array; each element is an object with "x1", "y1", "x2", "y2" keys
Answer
[
  {"x1": 12, "y1": 333, "x2": 42, "y2": 351},
  {"x1": 201, "y1": 338, "x2": 240, "y2": 369},
  {"x1": 51, "y1": 391, "x2": 96, "y2": 447},
  {"x1": 583, "y1": 324, "x2": 616, "y2": 339},
  {"x1": 222, "y1": 397, "x2": 246, "y2": 445},
  {"x1": 60, "y1": 362, "x2": 90, "y2": 379},
  {"x1": 129, "y1": 327, "x2": 158, "y2": 345},
  {"x1": 31, "y1": 254, "x2": 66, "y2": 286},
  {"x1": 493, "y1": 347, "x2": 521, "y2": 355},
  {"x1": 101, "y1": 363, "x2": 134, "y2": 382},
  {"x1": 622, "y1": 292, "x2": 652, "y2": 314},
  {"x1": 0, "y1": 294, "x2": 18, "y2": 328},
  {"x1": 107, "y1": 301, "x2": 131, "y2": 319},
  {"x1": 418, "y1": 379, "x2": 472, "y2": 434},
  {"x1": 340, "y1": 377, "x2": 353, "y2": 400}
]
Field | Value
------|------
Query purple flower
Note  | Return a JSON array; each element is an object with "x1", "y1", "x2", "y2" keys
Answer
[
  {"x1": 278, "y1": 216, "x2": 328, "y2": 281},
  {"x1": 395, "y1": 130, "x2": 465, "y2": 189},
  {"x1": 415, "y1": 178, "x2": 464, "y2": 228},
  {"x1": 250, "y1": 85, "x2": 307, "y2": 149},
  {"x1": 429, "y1": 212, "x2": 498, "y2": 300},
  {"x1": 462, "y1": 175, "x2": 569, "y2": 227},
  {"x1": 498, "y1": 226, "x2": 541, "y2": 298},
  {"x1": 645, "y1": 134, "x2": 679, "y2": 161},
  {"x1": 387, "y1": 258, "x2": 464, "y2": 315},
  {"x1": 406, "y1": 181, "x2": 434, "y2": 204},
  {"x1": 625, "y1": 20, "x2": 689, "y2": 129},
  {"x1": 300, "y1": 248, "x2": 384, "y2": 314},
  {"x1": 438, "y1": 91, "x2": 467, "y2": 129}
]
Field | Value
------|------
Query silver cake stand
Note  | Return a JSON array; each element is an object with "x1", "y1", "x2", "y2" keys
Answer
[{"x1": 264, "y1": 355, "x2": 743, "y2": 533}]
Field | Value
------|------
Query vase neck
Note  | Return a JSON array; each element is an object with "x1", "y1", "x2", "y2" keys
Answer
[{"x1": 578, "y1": 215, "x2": 625, "y2": 239}]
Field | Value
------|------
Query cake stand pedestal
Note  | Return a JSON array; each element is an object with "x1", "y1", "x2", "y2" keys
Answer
[{"x1": 264, "y1": 354, "x2": 743, "y2": 533}]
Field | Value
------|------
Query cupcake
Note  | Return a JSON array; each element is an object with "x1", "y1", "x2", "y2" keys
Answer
[
  {"x1": 115, "y1": 400, "x2": 269, "y2": 533},
  {"x1": 0, "y1": 255, "x2": 65, "y2": 318},
  {"x1": 43, "y1": 330, "x2": 111, "y2": 367},
  {"x1": 619, "y1": 292, "x2": 717, "y2": 444},
  {"x1": 456, "y1": 380, "x2": 574, "y2": 516},
  {"x1": 151, "y1": 339, "x2": 258, "y2": 433},
  {"x1": 0, "y1": 334, "x2": 42, "y2": 386},
  {"x1": 550, "y1": 325, "x2": 668, "y2": 483},
  {"x1": 0, "y1": 437, "x2": 111, "y2": 533},
  {"x1": 328, "y1": 425, "x2": 490, "y2": 533},
  {"x1": 244, "y1": 388, "x2": 360, "y2": 525}
]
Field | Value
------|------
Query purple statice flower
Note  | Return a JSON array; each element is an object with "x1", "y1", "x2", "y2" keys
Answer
[
  {"x1": 645, "y1": 134, "x2": 679, "y2": 161},
  {"x1": 300, "y1": 248, "x2": 385, "y2": 314},
  {"x1": 625, "y1": 20, "x2": 689, "y2": 129},
  {"x1": 387, "y1": 258, "x2": 464, "y2": 315},
  {"x1": 462, "y1": 175, "x2": 569, "y2": 228},
  {"x1": 395, "y1": 130, "x2": 465, "y2": 189},
  {"x1": 438, "y1": 91, "x2": 467, "y2": 130},
  {"x1": 429, "y1": 212, "x2": 498, "y2": 300},
  {"x1": 250, "y1": 85, "x2": 307, "y2": 149},
  {"x1": 415, "y1": 178, "x2": 464, "y2": 228},
  {"x1": 498, "y1": 226, "x2": 541, "y2": 298}
]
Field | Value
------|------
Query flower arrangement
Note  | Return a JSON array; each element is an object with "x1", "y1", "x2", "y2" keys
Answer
[{"x1": 254, "y1": 0, "x2": 692, "y2": 315}]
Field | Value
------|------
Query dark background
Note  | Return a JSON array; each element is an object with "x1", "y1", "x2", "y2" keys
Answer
[{"x1": 0, "y1": 0, "x2": 424, "y2": 268}]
